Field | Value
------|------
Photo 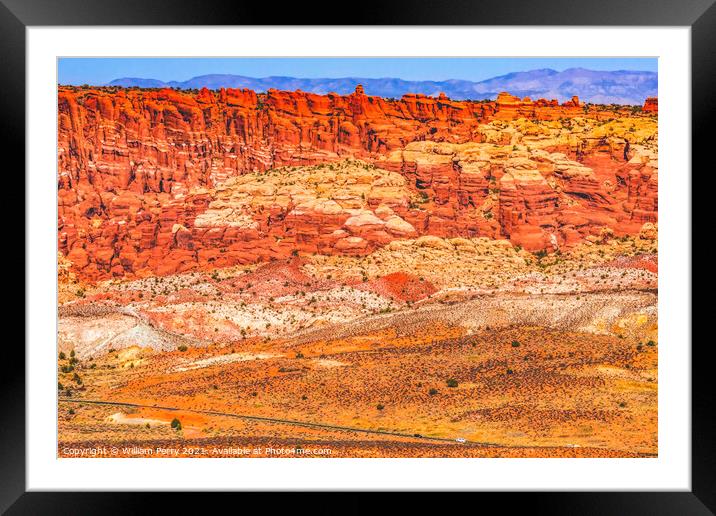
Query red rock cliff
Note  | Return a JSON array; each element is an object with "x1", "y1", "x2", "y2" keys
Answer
[{"x1": 58, "y1": 86, "x2": 658, "y2": 280}]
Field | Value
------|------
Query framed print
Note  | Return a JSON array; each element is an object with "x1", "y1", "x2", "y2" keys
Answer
[{"x1": 4, "y1": 0, "x2": 713, "y2": 513}]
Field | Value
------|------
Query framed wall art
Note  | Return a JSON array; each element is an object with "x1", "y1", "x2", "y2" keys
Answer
[{"x1": 4, "y1": 0, "x2": 712, "y2": 513}]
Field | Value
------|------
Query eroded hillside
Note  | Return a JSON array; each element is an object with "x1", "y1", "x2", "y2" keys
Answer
[{"x1": 58, "y1": 86, "x2": 657, "y2": 280}]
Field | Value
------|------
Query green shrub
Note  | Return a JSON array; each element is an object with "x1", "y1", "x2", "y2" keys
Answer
[
  {"x1": 376, "y1": 404, "x2": 384, "y2": 411},
  {"x1": 428, "y1": 388, "x2": 439, "y2": 396},
  {"x1": 511, "y1": 340, "x2": 521, "y2": 347},
  {"x1": 177, "y1": 345, "x2": 188, "y2": 352},
  {"x1": 446, "y1": 379, "x2": 458, "y2": 388},
  {"x1": 170, "y1": 418, "x2": 182, "y2": 430}
]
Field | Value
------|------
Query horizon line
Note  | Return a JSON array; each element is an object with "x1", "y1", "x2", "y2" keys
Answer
[{"x1": 57, "y1": 84, "x2": 657, "y2": 105}]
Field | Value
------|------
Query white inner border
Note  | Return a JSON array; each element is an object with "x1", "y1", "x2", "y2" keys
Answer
[{"x1": 27, "y1": 27, "x2": 691, "y2": 491}]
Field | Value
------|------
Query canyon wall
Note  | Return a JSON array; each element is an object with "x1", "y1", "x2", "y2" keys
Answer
[{"x1": 58, "y1": 86, "x2": 657, "y2": 280}]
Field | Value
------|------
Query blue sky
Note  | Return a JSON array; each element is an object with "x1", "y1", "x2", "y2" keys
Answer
[{"x1": 58, "y1": 57, "x2": 657, "y2": 85}]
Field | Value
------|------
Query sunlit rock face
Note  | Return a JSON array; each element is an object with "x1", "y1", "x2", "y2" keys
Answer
[{"x1": 58, "y1": 86, "x2": 657, "y2": 279}]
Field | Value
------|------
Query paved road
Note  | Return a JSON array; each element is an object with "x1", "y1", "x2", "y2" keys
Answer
[{"x1": 58, "y1": 397, "x2": 657, "y2": 457}]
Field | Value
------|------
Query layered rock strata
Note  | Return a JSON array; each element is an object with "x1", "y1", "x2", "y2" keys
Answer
[{"x1": 58, "y1": 86, "x2": 657, "y2": 279}]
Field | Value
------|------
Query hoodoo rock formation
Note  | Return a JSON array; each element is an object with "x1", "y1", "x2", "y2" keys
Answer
[
  {"x1": 642, "y1": 97, "x2": 658, "y2": 113},
  {"x1": 58, "y1": 85, "x2": 658, "y2": 279}
]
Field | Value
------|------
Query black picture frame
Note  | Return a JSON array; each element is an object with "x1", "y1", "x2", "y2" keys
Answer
[{"x1": 3, "y1": 0, "x2": 711, "y2": 513}]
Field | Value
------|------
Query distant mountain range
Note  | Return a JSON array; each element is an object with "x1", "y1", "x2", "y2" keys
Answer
[{"x1": 104, "y1": 68, "x2": 657, "y2": 105}]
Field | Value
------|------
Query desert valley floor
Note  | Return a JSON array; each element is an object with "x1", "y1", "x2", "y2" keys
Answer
[{"x1": 58, "y1": 231, "x2": 657, "y2": 458}]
